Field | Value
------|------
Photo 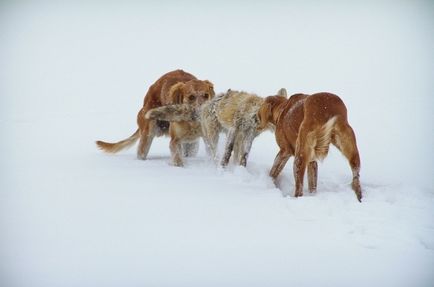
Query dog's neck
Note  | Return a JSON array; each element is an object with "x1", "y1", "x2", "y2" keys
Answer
[
  {"x1": 270, "y1": 99, "x2": 288, "y2": 125},
  {"x1": 274, "y1": 94, "x2": 308, "y2": 125}
]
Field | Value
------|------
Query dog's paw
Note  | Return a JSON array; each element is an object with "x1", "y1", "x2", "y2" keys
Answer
[
  {"x1": 294, "y1": 190, "x2": 303, "y2": 198},
  {"x1": 137, "y1": 154, "x2": 147, "y2": 160},
  {"x1": 171, "y1": 160, "x2": 184, "y2": 167}
]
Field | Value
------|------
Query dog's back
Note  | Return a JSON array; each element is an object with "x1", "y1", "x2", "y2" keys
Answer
[{"x1": 214, "y1": 91, "x2": 264, "y2": 129}]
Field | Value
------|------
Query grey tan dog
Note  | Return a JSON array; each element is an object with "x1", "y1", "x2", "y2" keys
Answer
[{"x1": 146, "y1": 88, "x2": 287, "y2": 167}]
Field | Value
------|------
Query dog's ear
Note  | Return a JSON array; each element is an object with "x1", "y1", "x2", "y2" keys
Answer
[
  {"x1": 257, "y1": 101, "x2": 272, "y2": 130},
  {"x1": 169, "y1": 82, "x2": 185, "y2": 104},
  {"x1": 277, "y1": 88, "x2": 287, "y2": 98},
  {"x1": 204, "y1": 80, "x2": 215, "y2": 98}
]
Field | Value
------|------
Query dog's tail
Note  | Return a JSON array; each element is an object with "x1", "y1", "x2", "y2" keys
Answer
[
  {"x1": 96, "y1": 129, "x2": 140, "y2": 153},
  {"x1": 314, "y1": 116, "x2": 337, "y2": 161},
  {"x1": 145, "y1": 104, "x2": 198, "y2": 122}
]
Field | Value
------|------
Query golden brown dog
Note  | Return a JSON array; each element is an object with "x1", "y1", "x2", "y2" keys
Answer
[
  {"x1": 96, "y1": 69, "x2": 214, "y2": 164},
  {"x1": 258, "y1": 92, "x2": 362, "y2": 201}
]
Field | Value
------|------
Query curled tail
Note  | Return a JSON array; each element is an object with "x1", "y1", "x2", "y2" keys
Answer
[
  {"x1": 96, "y1": 129, "x2": 140, "y2": 153},
  {"x1": 145, "y1": 104, "x2": 198, "y2": 122}
]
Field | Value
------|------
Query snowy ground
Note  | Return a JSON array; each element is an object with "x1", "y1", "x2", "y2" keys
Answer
[{"x1": 1, "y1": 1, "x2": 434, "y2": 287}]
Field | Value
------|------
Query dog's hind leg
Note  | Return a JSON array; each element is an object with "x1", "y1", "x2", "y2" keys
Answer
[
  {"x1": 137, "y1": 119, "x2": 156, "y2": 160},
  {"x1": 233, "y1": 133, "x2": 243, "y2": 165},
  {"x1": 307, "y1": 161, "x2": 318, "y2": 193},
  {"x1": 333, "y1": 121, "x2": 362, "y2": 202},
  {"x1": 183, "y1": 141, "x2": 199, "y2": 157},
  {"x1": 239, "y1": 129, "x2": 255, "y2": 167},
  {"x1": 293, "y1": 123, "x2": 313, "y2": 198},
  {"x1": 220, "y1": 127, "x2": 236, "y2": 167},
  {"x1": 293, "y1": 153, "x2": 308, "y2": 198}
]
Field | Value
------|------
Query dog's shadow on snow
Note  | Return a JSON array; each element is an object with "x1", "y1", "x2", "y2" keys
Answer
[{"x1": 144, "y1": 155, "x2": 173, "y2": 161}]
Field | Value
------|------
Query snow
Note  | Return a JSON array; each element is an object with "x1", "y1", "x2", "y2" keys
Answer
[{"x1": 1, "y1": 1, "x2": 433, "y2": 287}]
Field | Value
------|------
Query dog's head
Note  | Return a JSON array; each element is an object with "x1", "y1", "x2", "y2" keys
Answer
[
  {"x1": 168, "y1": 80, "x2": 215, "y2": 107},
  {"x1": 258, "y1": 88, "x2": 288, "y2": 130}
]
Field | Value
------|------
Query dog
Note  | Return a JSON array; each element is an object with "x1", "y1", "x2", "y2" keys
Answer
[
  {"x1": 258, "y1": 92, "x2": 362, "y2": 202},
  {"x1": 146, "y1": 88, "x2": 287, "y2": 167},
  {"x1": 96, "y1": 69, "x2": 215, "y2": 165}
]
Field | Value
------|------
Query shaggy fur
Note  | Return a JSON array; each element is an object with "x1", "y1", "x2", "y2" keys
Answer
[
  {"x1": 258, "y1": 92, "x2": 362, "y2": 202},
  {"x1": 146, "y1": 88, "x2": 287, "y2": 167},
  {"x1": 96, "y1": 69, "x2": 214, "y2": 165}
]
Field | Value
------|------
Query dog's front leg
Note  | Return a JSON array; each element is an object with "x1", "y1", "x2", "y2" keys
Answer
[
  {"x1": 269, "y1": 149, "x2": 291, "y2": 180},
  {"x1": 170, "y1": 138, "x2": 184, "y2": 167},
  {"x1": 201, "y1": 121, "x2": 220, "y2": 163},
  {"x1": 202, "y1": 133, "x2": 219, "y2": 163},
  {"x1": 183, "y1": 141, "x2": 199, "y2": 157}
]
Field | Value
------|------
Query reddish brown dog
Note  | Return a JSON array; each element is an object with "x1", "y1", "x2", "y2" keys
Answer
[
  {"x1": 258, "y1": 92, "x2": 362, "y2": 202},
  {"x1": 96, "y1": 69, "x2": 214, "y2": 164}
]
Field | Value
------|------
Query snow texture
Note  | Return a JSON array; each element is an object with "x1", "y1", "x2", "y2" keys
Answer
[{"x1": 1, "y1": 1, "x2": 433, "y2": 287}]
